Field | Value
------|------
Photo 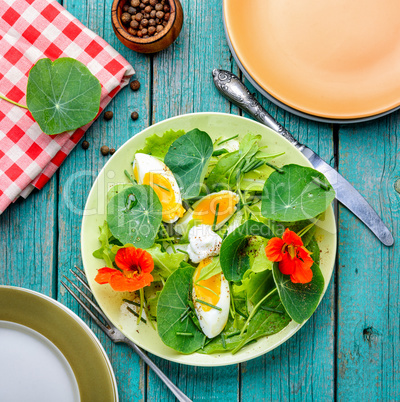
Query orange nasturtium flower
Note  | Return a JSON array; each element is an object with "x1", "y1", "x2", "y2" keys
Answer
[
  {"x1": 95, "y1": 246, "x2": 154, "y2": 292},
  {"x1": 265, "y1": 228, "x2": 314, "y2": 284}
]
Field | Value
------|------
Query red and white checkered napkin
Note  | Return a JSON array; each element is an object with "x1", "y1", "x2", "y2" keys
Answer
[{"x1": 0, "y1": 0, "x2": 135, "y2": 214}]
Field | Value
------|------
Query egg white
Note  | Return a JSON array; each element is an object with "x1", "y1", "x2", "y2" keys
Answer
[
  {"x1": 133, "y1": 153, "x2": 183, "y2": 223},
  {"x1": 192, "y1": 273, "x2": 230, "y2": 339}
]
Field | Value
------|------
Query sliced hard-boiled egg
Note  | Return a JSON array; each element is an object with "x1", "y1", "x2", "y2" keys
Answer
[
  {"x1": 192, "y1": 258, "x2": 230, "y2": 338},
  {"x1": 133, "y1": 153, "x2": 185, "y2": 223},
  {"x1": 187, "y1": 224, "x2": 222, "y2": 263},
  {"x1": 175, "y1": 190, "x2": 239, "y2": 235}
]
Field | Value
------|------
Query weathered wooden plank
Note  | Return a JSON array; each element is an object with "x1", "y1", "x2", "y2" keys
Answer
[
  {"x1": 0, "y1": 176, "x2": 57, "y2": 296},
  {"x1": 337, "y1": 114, "x2": 400, "y2": 401},
  {"x1": 240, "y1": 82, "x2": 336, "y2": 402},
  {"x1": 58, "y1": 0, "x2": 150, "y2": 400},
  {"x1": 146, "y1": 1, "x2": 241, "y2": 401}
]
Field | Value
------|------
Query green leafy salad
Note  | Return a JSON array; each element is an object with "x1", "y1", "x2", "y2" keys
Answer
[{"x1": 93, "y1": 128, "x2": 335, "y2": 355}]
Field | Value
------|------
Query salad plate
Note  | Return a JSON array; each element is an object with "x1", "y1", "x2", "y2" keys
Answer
[
  {"x1": 0, "y1": 286, "x2": 118, "y2": 401},
  {"x1": 224, "y1": 0, "x2": 400, "y2": 123},
  {"x1": 81, "y1": 112, "x2": 337, "y2": 367}
]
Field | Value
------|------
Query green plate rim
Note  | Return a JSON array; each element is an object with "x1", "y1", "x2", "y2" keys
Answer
[{"x1": 0, "y1": 286, "x2": 118, "y2": 401}]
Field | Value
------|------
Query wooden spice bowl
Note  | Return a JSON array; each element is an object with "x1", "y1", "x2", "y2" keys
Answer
[{"x1": 111, "y1": 0, "x2": 183, "y2": 54}]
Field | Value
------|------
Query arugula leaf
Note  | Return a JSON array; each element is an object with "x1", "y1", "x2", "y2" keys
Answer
[
  {"x1": 206, "y1": 133, "x2": 268, "y2": 192},
  {"x1": 164, "y1": 128, "x2": 213, "y2": 199},
  {"x1": 145, "y1": 244, "x2": 188, "y2": 278},
  {"x1": 26, "y1": 58, "x2": 101, "y2": 135},
  {"x1": 92, "y1": 221, "x2": 114, "y2": 267},
  {"x1": 272, "y1": 236, "x2": 324, "y2": 324},
  {"x1": 134, "y1": 129, "x2": 185, "y2": 160},
  {"x1": 196, "y1": 257, "x2": 222, "y2": 282},
  {"x1": 219, "y1": 220, "x2": 274, "y2": 282},
  {"x1": 231, "y1": 291, "x2": 291, "y2": 353},
  {"x1": 157, "y1": 264, "x2": 205, "y2": 354},
  {"x1": 261, "y1": 164, "x2": 335, "y2": 222},
  {"x1": 107, "y1": 185, "x2": 162, "y2": 248}
]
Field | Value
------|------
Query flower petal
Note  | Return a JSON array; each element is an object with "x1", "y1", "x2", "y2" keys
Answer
[
  {"x1": 115, "y1": 247, "x2": 139, "y2": 271},
  {"x1": 135, "y1": 248, "x2": 154, "y2": 274},
  {"x1": 109, "y1": 272, "x2": 154, "y2": 292},
  {"x1": 290, "y1": 262, "x2": 313, "y2": 284},
  {"x1": 95, "y1": 268, "x2": 117, "y2": 284},
  {"x1": 278, "y1": 253, "x2": 296, "y2": 275},
  {"x1": 282, "y1": 228, "x2": 303, "y2": 247},
  {"x1": 297, "y1": 247, "x2": 314, "y2": 271},
  {"x1": 265, "y1": 237, "x2": 285, "y2": 262}
]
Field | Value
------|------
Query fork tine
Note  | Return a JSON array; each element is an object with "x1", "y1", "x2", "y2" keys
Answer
[
  {"x1": 70, "y1": 267, "x2": 91, "y2": 293},
  {"x1": 62, "y1": 275, "x2": 114, "y2": 328},
  {"x1": 61, "y1": 280, "x2": 111, "y2": 335}
]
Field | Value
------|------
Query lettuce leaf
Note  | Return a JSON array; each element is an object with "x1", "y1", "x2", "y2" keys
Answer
[
  {"x1": 146, "y1": 244, "x2": 188, "y2": 279},
  {"x1": 134, "y1": 129, "x2": 185, "y2": 161},
  {"x1": 92, "y1": 221, "x2": 115, "y2": 267}
]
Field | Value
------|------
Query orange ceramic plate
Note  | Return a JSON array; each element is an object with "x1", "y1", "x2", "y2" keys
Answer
[{"x1": 224, "y1": 0, "x2": 400, "y2": 120}]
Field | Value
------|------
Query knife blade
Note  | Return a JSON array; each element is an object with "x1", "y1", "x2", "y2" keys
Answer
[{"x1": 212, "y1": 69, "x2": 394, "y2": 247}]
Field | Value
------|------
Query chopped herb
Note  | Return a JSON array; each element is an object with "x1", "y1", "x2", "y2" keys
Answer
[
  {"x1": 154, "y1": 183, "x2": 170, "y2": 192},
  {"x1": 126, "y1": 306, "x2": 147, "y2": 324},
  {"x1": 217, "y1": 134, "x2": 239, "y2": 146},
  {"x1": 212, "y1": 203, "x2": 220, "y2": 231},
  {"x1": 195, "y1": 283, "x2": 219, "y2": 297},
  {"x1": 312, "y1": 177, "x2": 330, "y2": 191},
  {"x1": 176, "y1": 248, "x2": 189, "y2": 255},
  {"x1": 212, "y1": 149, "x2": 229, "y2": 157},
  {"x1": 221, "y1": 333, "x2": 227, "y2": 349},
  {"x1": 123, "y1": 299, "x2": 140, "y2": 308},
  {"x1": 195, "y1": 298, "x2": 222, "y2": 311},
  {"x1": 176, "y1": 332, "x2": 194, "y2": 337},
  {"x1": 124, "y1": 169, "x2": 136, "y2": 185},
  {"x1": 265, "y1": 162, "x2": 284, "y2": 173}
]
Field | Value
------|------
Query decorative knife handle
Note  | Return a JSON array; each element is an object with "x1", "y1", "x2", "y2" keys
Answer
[{"x1": 212, "y1": 69, "x2": 303, "y2": 150}]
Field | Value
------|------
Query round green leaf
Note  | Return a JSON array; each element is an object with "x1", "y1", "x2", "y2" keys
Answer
[
  {"x1": 164, "y1": 128, "x2": 213, "y2": 199},
  {"x1": 219, "y1": 220, "x2": 274, "y2": 282},
  {"x1": 107, "y1": 185, "x2": 162, "y2": 249},
  {"x1": 26, "y1": 58, "x2": 101, "y2": 135},
  {"x1": 261, "y1": 164, "x2": 335, "y2": 222}
]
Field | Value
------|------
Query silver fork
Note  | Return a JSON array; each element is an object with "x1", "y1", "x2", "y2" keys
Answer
[{"x1": 61, "y1": 266, "x2": 192, "y2": 402}]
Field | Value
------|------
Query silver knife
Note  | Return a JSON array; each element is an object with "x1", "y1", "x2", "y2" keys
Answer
[{"x1": 212, "y1": 69, "x2": 394, "y2": 247}]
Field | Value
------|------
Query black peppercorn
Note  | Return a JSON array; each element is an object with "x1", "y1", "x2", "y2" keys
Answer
[
  {"x1": 130, "y1": 80, "x2": 140, "y2": 91},
  {"x1": 109, "y1": 148, "x2": 116, "y2": 155},
  {"x1": 131, "y1": 111, "x2": 139, "y2": 120},
  {"x1": 81, "y1": 140, "x2": 89, "y2": 150},
  {"x1": 104, "y1": 111, "x2": 113, "y2": 120},
  {"x1": 101, "y1": 145, "x2": 110, "y2": 156}
]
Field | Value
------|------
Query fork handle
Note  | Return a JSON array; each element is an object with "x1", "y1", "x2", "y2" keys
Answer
[{"x1": 123, "y1": 337, "x2": 192, "y2": 402}]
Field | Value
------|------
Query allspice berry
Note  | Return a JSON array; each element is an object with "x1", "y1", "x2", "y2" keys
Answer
[
  {"x1": 101, "y1": 145, "x2": 110, "y2": 156},
  {"x1": 130, "y1": 80, "x2": 140, "y2": 91},
  {"x1": 156, "y1": 24, "x2": 163, "y2": 32},
  {"x1": 131, "y1": 0, "x2": 140, "y2": 6},
  {"x1": 81, "y1": 140, "x2": 89, "y2": 150},
  {"x1": 121, "y1": 12, "x2": 131, "y2": 24},
  {"x1": 148, "y1": 26, "x2": 156, "y2": 35},
  {"x1": 135, "y1": 12, "x2": 143, "y2": 21},
  {"x1": 110, "y1": 148, "x2": 116, "y2": 155},
  {"x1": 131, "y1": 111, "x2": 139, "y2": 120},
  {"x1": 104, "y1": 111, "x2": 113, "y2": 120},
  {"x1": 155, "y1": 3, "x2": 163, "y2": 11}
]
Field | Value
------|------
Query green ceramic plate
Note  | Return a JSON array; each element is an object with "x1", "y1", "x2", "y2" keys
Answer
[
  {"x1": 81, "y1": 112, "x2": 337, "y2": 367},
  {"x1": 0, "y1": 286, "x2": 118, "y2": 401}
]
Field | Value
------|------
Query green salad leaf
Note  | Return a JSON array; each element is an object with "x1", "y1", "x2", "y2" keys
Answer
[
  {"x1": 232, "y1": 291, "x2": 291, "y2": 353},
  {"x1": 146, "y1": 244, "x2": 188, "y2": 278},
  {"x1": 107, "y1": 185, "x2": 162, "y2": 248},
  {"x1": 26, "y1": 58, "x2": 101, "y2": 135},
  {"x1": 157, "y1": 264, "x2": 205, "y2": 354},
  {"x1": 261, "y1": 164, "x2": 335, "y2": 222},
  {"x1": 134, "y1": 129, "x2": 185, "y2": 160},
  {"x1": 240, "y1": 164, "x2": 275, "y2": 191},
  {"x1": 195, "y1": 257, "x2": 222, "y2": 282},
  {"x1": 92, "y1": 221, "x2": 114, "y2": 268},
  {"x1": 220, "y1": 220, "x2": 274, "y2": 282},
  {"x1": 272, "y1": 236, "x2": 324, "y2": 324},
  {"x1": 107, "y1": 184, "x2": 132, "y2": 202},
  {"x1": 164, "y1": 128, "x2": 213, "y2": 199}
]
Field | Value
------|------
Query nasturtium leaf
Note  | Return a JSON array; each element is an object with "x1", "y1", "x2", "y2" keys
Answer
[
  {"x1": 272, "y1": 236, "x2": 324, "y2": 324},
  {"x1": 261, "y1": 164, "x2": 335, "y2": 222},
  {"x1": 157, "y1": 264, "x2": 205, "y2": 354},
  {"x1": 134, "y1": 129, "x2": 185, "y2": 160},
  {"x1": 107, "y1": 185, "x2": 162, "y2": 249},
  {"x1": 164, "y1": 128, "x2": 213, "y2": 199},
  {"x1": 26, "y1": 58, "x2": 101, "y2": 135},
  {"x1": 220, "y1": 220, "x2": 274, "y2": 282}
]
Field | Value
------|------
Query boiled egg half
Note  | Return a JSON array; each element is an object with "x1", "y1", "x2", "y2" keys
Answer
[
  {"x1": 192, "y1": 258, "x2": 230, "y2": 338},
  {"x1": 175, "y1": 190, "x2": 239, "y2": 235},
  {"x1": 133, "y1": 153, "x2": 185, "y2": 223}
]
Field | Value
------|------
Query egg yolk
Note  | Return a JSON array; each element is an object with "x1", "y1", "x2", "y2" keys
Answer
[
  {"x1": 143, "y1": 172, "x2": 185, "y2": 221},
  {"x1": 193, "y1": 258, "x2": 221, "y2": 312},
  {"x1": 193, "y1": 192, "x2": 239, "y2": 226}
]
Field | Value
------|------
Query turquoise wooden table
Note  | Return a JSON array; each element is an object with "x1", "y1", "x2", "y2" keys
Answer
[{"x1": 1, "y1": 0, "x2": 399, "y2": 400}]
